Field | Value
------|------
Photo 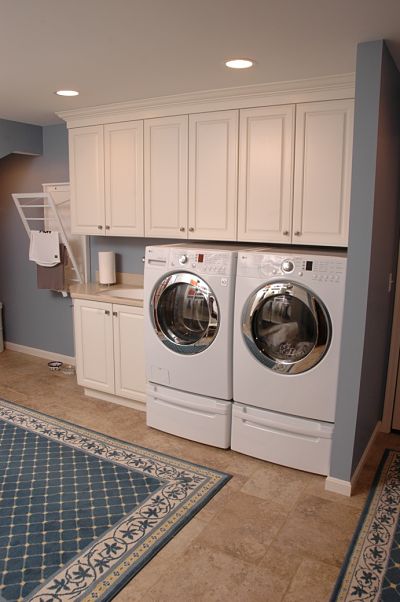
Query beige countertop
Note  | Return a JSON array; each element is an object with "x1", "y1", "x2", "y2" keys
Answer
[{"x1": 70, "y1": 280, "x2": 144, "y2": 308}]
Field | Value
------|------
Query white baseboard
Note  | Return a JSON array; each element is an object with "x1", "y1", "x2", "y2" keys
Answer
[
  {"x1": 4, "y1": 341, "x2": 75, "y2": 365},
  {"x1": 325, "y1": 420, "x2": 382, "y2": 496},
  {"x1": 84, "y1": 388, "x2": 146, "y2": 413}
]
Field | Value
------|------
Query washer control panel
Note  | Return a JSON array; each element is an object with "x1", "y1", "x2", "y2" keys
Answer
[{"x1": 169, "y1": 249, "x2": 235, "y2": 277}]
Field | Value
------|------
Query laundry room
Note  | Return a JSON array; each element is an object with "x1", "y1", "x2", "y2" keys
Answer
[{"x1": 0, "y1": 2, "x2": 400, "y2": 601}]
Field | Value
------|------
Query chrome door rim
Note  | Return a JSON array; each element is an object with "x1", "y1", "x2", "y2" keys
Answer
[
  {"x1": 151, "y1": 272, "x2": 220, "y2": 355},
  {"x1": 242, "y1": 280, "x2": 331, "y2": 374}
]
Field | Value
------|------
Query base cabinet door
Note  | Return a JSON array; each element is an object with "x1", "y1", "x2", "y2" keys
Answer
[
  {"x1": 113, "y1": 304, "x2": 146, "y2": 402},
  {"x1": 73, "y1": 299, "x2": 114, "y2": 393}
]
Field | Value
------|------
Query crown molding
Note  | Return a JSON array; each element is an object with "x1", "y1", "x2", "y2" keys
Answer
[{"x1": 57, "y1": 73, "x2": 355, "y2": 128}]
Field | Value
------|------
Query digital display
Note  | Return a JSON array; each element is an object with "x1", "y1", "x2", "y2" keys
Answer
[
  {"x1": 306, "y1": 261, "x2": 313, "y2": 271},
  {"x1": 197, "y1": 254, "x2": 204, "y2": 263}
]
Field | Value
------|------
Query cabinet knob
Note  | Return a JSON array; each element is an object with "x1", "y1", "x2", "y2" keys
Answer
[
  {"x1": 179, "y1": 226, "x2": 185, "y2": 232},
  {"x1": 105, "y1": 310, "x2": 110, "y2": 315},
  {"x1": 189, "y1": 227, "x2": 194, "y2": 232},
  {"x1": 283, "y1": 230, "x2": 289, "y2": 236},
  {"x1": 113, "y1": 311, "x2": 117, "y2": 317},
  {"x1": 97, "y1": 225, "x2": 103, "y2": 230},
  {"x1": 294, "y1": 231, "x2": 301, "y2": 236},
  {"x1": 105, "y1": 225, "x2": 110, "y2": 230}
]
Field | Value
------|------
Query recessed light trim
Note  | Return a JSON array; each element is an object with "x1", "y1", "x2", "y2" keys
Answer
[
  {"x1": 55, "y1": 90, "x2": 79, "y2": 96},
  {"x1": 225, "y1": 59, "x2": 254, "y2": 69}
]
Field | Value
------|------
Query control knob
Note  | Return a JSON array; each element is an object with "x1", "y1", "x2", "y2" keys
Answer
[
  {"x1": 179, "y1": 254, "x2": 188, "y2": 265},
  {"x1": 281, "y1": 259, "x2": 294, "y2": 273}
]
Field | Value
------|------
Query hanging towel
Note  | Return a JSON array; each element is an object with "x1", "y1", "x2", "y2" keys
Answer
[
  {"x1": 36, "y1": 244, "x2": 68, "y2": 290},
  {"x1": 29, "y1": 231, "x2": 60, "y2": 267}
]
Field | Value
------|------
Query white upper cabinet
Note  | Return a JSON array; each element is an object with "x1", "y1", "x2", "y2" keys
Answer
[
  {"x1": 292, "y1": 99, "x2": 354, "y2": 246},
  {"x1": 188, "y1": 110, "x2": 238, "y2": 240},
  {"x1": 144, "y1": 115, "x2": 188, "y2": 238},
  {"x1": 70, "y1": 126, "x2": 105, "y2": 235},
  {"x1": 238, "y1": 105, "x2": 294, "y2": 243},
  {"x1": 104, "y1": 121, "x2": 144, "y2": 236},
  {"x1": 69, "y1": 122, "x2": 144, "y2": 236}
]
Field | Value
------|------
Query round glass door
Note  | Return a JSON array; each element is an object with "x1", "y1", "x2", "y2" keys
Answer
[
  {"x1": 151, "y1": 272, "x2": 219, "y2": 354},
  {"x1": 242, "y1": 281, "x2": 331, "y2": 374}
]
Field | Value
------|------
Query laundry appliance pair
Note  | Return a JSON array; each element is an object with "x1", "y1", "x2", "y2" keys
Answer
[{"x1": 144, "y1": 243, "x2": 347, "y2": 475}]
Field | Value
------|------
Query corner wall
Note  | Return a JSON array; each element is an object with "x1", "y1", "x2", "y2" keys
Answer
[
  {"x1": 0, "y1": 124, "x2": 73, "y2": 357},
  {"x1": 330, "y1": 41, "x2": 400, "y2": 481}
]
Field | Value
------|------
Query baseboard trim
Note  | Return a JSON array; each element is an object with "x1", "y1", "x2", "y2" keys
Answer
[
  {"x1": 325, "y1": 420, "x2": 382, "y2": 496},
  {"x1": 4, "y1": 341, "x2": 75, "y2": 365},
  {"x1": 324, "y1": 476, "x2": 352, "y2": 496},
  {"x1": 83, "y1": 388, "x2": 146, "y2": 413}
]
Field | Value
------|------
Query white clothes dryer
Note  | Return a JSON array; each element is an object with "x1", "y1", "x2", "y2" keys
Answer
[
  {"x1": 144, "y1": 243, "x2": 243, "y2": 448},
  {"x1": 232, "y1": 249, "x2": 347, "y2": 474}
]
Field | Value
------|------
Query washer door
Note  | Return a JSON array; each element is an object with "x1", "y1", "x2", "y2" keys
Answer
[
  {"x1": 151, "y1": 272, "x2": 219, "y2": 355},
  {"x1": 242, "y1": 281, "x2": 331, "y2": 374}
]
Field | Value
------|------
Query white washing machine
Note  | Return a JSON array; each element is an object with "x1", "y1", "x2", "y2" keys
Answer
[
  {"x1": 232, "y1": 249, "x2": 347, "y2": 474},
  {"x1": 144, "y1": 243, "x2": 242, "y2": 448}
]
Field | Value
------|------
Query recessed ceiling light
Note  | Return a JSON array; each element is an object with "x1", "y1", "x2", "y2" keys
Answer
[
  {"x1": 55, "y1": 90, "x2": 79, "y2": 96},
  {"x1": 225, "y1": 59, "x2": 254, "y2": 69}
]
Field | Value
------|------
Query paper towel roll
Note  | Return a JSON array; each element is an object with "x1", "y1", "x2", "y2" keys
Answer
[{"x1": 98, "y1": 252, "x2": 116, "y2": 284}]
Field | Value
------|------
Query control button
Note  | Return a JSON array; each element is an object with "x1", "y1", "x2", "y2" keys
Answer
[
  {"x1": 192, "y1": 263, "x2": 196, "y2": 268},
  {"x1": 281, "y1": 260, "x2": 294, "y2": 273},
  {"x1": 272, "y1": 269, "x2": 277, "y2": 275},
  {"x1": 179, "y1": 254, "x2": 188, "y2": 265},
  {"x1": 298, "y1": 271, "x2": 303, "y2": 277},
  {"x1": 312, "y1": 274, "x2": 317, "y2": 279}
]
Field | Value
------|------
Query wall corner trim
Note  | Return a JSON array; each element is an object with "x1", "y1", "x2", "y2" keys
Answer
[
  {"x1": 5, "y1": 341, "x2": 75, "y2": 365},
  {"x1": 326, "y1": 419, "x2": 382, "y2": 496}
]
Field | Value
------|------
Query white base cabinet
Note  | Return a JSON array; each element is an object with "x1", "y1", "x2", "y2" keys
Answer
[{"x1": 73, "y1": 299, "x2": 146, "y2": 404}]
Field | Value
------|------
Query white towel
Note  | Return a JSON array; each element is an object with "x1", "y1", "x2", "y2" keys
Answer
[{"x1": 29, "y1": 231, "x2": 60, "y2": 267}]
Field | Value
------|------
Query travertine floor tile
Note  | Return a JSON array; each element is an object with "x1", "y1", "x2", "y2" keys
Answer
[{"x1": 283, "y1": 558, "x2": 339, "y2": 601}]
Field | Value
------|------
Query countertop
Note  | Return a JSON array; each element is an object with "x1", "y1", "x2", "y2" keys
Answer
[{"x1": 70, "y1": 282, "x2": 144, "y2": 308}]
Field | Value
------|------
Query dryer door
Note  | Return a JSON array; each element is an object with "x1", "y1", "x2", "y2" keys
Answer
[
  {"x1": 151, "y1": 272, "x2": 219, "y2": 355},
  {"x1": 242, "y1": 281, "x2": 331, "y2": 374}
]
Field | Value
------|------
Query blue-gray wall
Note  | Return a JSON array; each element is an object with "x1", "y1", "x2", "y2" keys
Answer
[
  {"x1": 0, "y1": 124, "x2": 73, "y2": 356},
  {"x1": 0, "y1": 119, "x2": 43, "y2": 159},
  {"x1": 330, "y1": 41, "x2": 400, "y2": 481}
]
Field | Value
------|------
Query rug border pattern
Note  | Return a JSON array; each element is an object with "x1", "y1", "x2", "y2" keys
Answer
[
  {"x1": 330, "y1": 448, "x2": 400, "y2": 602},
  {"x1": 0, "y1": 398, "x2": 231, "y2": 602}
]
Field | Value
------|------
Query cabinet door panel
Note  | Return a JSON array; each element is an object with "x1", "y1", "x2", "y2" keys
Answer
[
  {"x1": 69, "y1": 126, "x2": 105, "y2": 235},
  {"x1": 293, "y1": 99, "x2": 354, "y2": 246},
  {"x1": 73, "y1": 300, "x2": 114, "y2": 393},
  {"x1": 113, "y1": 305, "x2": 146, "y2": 402},
  {"x1": 105, "y1": 121, "x2": 144, "y2": 236},
  {"x1": 188, "y1": 111, "x2": 238, "y2": 240},
  {"x1": 144, "y1": 116, "x2": 188, "y2": 238},
  {"x1": 238, "y1": 106, "x2": 294, "y2": 242}
]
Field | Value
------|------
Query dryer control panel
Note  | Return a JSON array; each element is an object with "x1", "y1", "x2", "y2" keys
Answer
[{"x1": 238, "y1": 252, "x2": 346, "y2": 284}]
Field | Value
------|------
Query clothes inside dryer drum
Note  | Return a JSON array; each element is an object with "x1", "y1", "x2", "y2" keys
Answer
[{"x1": 252, "y1": 294, "x2": 316, "y2": 362}]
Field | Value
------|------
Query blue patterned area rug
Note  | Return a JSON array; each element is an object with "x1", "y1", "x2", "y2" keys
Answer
[
  {"x1": 331, "y1": 449, "x2": 400, "y2": 601},
  {"x1": 0, "y1": 398, "x2": 231, "y2": 601}
]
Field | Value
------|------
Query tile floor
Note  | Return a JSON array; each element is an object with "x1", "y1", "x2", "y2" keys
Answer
[{"x1": 0, "y1": 349, "x2": 399, "y2": 601}]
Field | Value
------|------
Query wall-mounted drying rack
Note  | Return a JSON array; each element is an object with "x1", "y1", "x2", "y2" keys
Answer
[{"x1": 12, "y1": 190, "x2": 86, "y2": 294}]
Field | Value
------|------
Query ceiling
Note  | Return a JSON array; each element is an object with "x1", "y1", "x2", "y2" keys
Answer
[{"x1": 1, "y1": 0, "x2": 400, "y2": 126}]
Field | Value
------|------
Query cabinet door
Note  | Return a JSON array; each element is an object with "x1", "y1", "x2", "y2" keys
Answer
[
  {"x1": 144, "y1": 115, "x2": 188, "y2": 238},
  {"x1": 113, "y1": 304, "x2": 146, "y2": 402},
  {"x1": 73, "y1": 299, "x2": 114, "y2": 394},
  {"x1": 188, "y1": 110, "x2": 238, "y2": 240},
  {"x1": 104, "y1": 121, "x2": 144, "y2": 236},
  {"x1": 238, "y1": 105, "x2": 294, "y2": 243},
  {"x1": 293, "y1": 99, "x2": 354, "y2": 246},
  {"x1": 69, "y1": 126, "x2": 105, "y2": 235}
]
